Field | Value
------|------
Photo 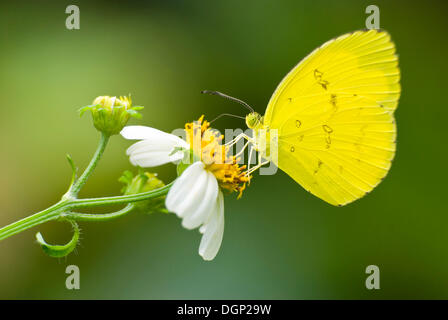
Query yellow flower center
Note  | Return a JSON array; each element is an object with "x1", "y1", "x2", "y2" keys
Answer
[{"x1": 185, "y1": 116, "x2": 250, "y2": 198}]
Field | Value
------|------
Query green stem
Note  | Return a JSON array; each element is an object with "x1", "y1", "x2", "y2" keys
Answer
[
  {"x1": 0, "y1": 202, "x2": 66, "y2": 241},
  {"x1": 70, "y1": 132, "x2": 110, "y2": 196},
  {"x1": 70, "y1": 182, "x2": 173, "y2": 208},
  {"x1": 0, "y1": 183, "x2": 172, "y2": 242},
  {"x1": 0, "y1": 128, "x2": 175, "y2": 244},
  {"x1": 67, "y1": 204, "x2": 136, "y2": 222}
]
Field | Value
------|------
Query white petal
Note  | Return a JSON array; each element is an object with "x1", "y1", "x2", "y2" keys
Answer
[
  {"x1": 199, "y1": 191, "x2": 224, "y2": 261},
  {"x1": 166, "y1": 162, "x2": 216, "y2": 230},
  {"x1": 121, "y1": 126, "x2": 186, "y2": 146},
  {"x1": 121, "y1": 126, "x2": 188, "y2": 167},
  {"x1": 127, "y1": 142, "x2": 183, "y2": 167},
  {"x1": 181, "y1": 172, "x2": 218, "y2": 230},
  {"x1": 176, "y1": 171, "x2": 208, "y2": 223}
]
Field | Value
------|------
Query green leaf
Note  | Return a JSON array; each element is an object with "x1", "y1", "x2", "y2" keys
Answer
[
  {"x1": 66, "y1": 154, "x2": 77, "y2": 188},
  {"x1": 35, "y1": 221, "x2": 80, "y2": 258}
]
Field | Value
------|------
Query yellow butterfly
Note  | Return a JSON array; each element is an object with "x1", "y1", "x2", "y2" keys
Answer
[{"x1": 206, "y1": 29, "x2": 400, "y2": 206}]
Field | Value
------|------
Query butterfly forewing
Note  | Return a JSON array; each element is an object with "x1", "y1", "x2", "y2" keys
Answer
[{"x1": 264, "y1": 30, "x2": 400, "y2": 206}]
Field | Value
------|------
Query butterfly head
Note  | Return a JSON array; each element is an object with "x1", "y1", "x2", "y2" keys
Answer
[{"x1": 246, "y1": 112, "x2": 263, "y2": 130}]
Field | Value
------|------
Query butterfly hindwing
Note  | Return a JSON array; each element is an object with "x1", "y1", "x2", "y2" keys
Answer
[
  {"x1": 273, "y1": 94, "x2": 395, "y2": 205},
  {"x1": 263, "y1": 30, "x2": 399, "y2": 206}
]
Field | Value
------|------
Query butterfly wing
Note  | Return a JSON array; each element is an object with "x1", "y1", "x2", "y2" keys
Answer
[{"x1": 264, "y1": 30, "x2": 400, "y2": 206}]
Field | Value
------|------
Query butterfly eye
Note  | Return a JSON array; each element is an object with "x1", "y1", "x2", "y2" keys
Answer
[{"x1": 245, "y1": 112, "x2": 261, "y2": 129}]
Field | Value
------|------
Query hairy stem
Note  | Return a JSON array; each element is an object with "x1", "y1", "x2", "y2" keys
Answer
[
  {"x1": 0, "y1": 202, "x2": 66, "y2": 241},
  {"x1": 70, "y1": 182, "x2": 173, "y2": 208},
  {"x1": 0, "y1": 183, "x2": 172, "y2": 242},
  {"x1": 66, "y1": 204, "x2": 136, "y2": 222},
  {"x1": 70, "y1": 132, "x2": 110, "y2": 196},
  {"x1": 0, "y1": 129, "x2": 174, "y2": 245}
]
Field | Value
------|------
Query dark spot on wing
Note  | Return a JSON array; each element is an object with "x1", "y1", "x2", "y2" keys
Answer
[
  {"x1": 325, "y1": 136, "x2": 331, "y2": 148},
  {"x1": 314, "y1": 69, "x2": 330, "y2": 90},
  {"x1": 314, "y1": 160, "x2": 323, "y2": 174},
  {"x1": 330, "y1": 94, "x2": 337, "y2": 111},
  {"x1": 323, "y1": 125, "x2": 333, "y2": 133}
]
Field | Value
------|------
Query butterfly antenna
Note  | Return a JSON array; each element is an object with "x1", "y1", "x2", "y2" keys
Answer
[
  {"x1": 201, "y1": 90, "x2": 254, "y2": 113},
  {"x1": 210, "y1": 113, "x2": 245, "y2": 124}
]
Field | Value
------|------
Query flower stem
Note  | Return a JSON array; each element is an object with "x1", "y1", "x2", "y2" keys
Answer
[
  {"x1": 0, "y1": 183, "x2": 172, "y2": 242},
  {"x1": 70, "y1": 182, "x2": 173, "y2": 208},
  {"x1": 0, "y1": 129, "x2": 174, "y2": 244},
  {"x1": 0, "y1": 202, "x2": 66, "y2": 241},
  {"x1": 70, "y1": 132, "x2": 110, "y2": 196},
  {"x1": 66, "y1": 204, "x2": 136, "y2": 222}
]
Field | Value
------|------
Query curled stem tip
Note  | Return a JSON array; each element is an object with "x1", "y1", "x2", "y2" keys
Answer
[{"x1": 35, "y1": 220, "x2": 80, "y2": 258}]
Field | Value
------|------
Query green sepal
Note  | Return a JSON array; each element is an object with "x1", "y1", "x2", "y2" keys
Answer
[
  {"x1": 35, "y1": 221, "x2": 80, "y2": 258},
  {"x1": 176, "y1": 161, "x2": 189, "y2": 177},
  {"x1": 118, "y1": 170, "x2": 134, "y2": 194},
  {"x1": 78, "y1": 104, "x2": 98, "y2": 117},
  {"x1": 176, "y1": 148, "x2": 200, "y2": 176},
  {"x1": 126, "y1": 109, "x2": 142, "y2": 119}
]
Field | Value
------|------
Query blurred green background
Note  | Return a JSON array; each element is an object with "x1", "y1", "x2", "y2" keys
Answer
[{"x1": 0, "y1": 0, "x2": 447, "y2": 299}]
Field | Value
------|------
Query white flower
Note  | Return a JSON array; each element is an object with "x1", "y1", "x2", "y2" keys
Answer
[{"x1": 121, "y1": 124, "x2": 226, "y2": 261}]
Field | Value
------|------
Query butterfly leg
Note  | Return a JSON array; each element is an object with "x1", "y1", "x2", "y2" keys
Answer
[
  {"x1": 225, "y1": 133, "x2": 254, "y2": 148},
  {"x1": 225, "y1": 135, "x2": 242, "y2": 147},
  {"x1": 247, "y1": 145, "x2": 255, "y2": 174},
  {"x1": 234, "y1": 140, "x2": 251, "y2": 158},
  {"x1": 246, "y1": 152, "x2": 270, "y2": 176}
]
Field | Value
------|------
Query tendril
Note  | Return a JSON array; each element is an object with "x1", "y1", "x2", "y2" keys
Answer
[{"x1": 35, "y1": 220, "x2": 80, "y2": 258}]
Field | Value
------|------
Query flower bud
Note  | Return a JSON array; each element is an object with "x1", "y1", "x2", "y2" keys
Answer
[
  {"x1": 119, "y1": 170, "x2": 167, "y2": 214},
  {"x1": 80, "y1": 95, "x2": 143, "y2": 135}
]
